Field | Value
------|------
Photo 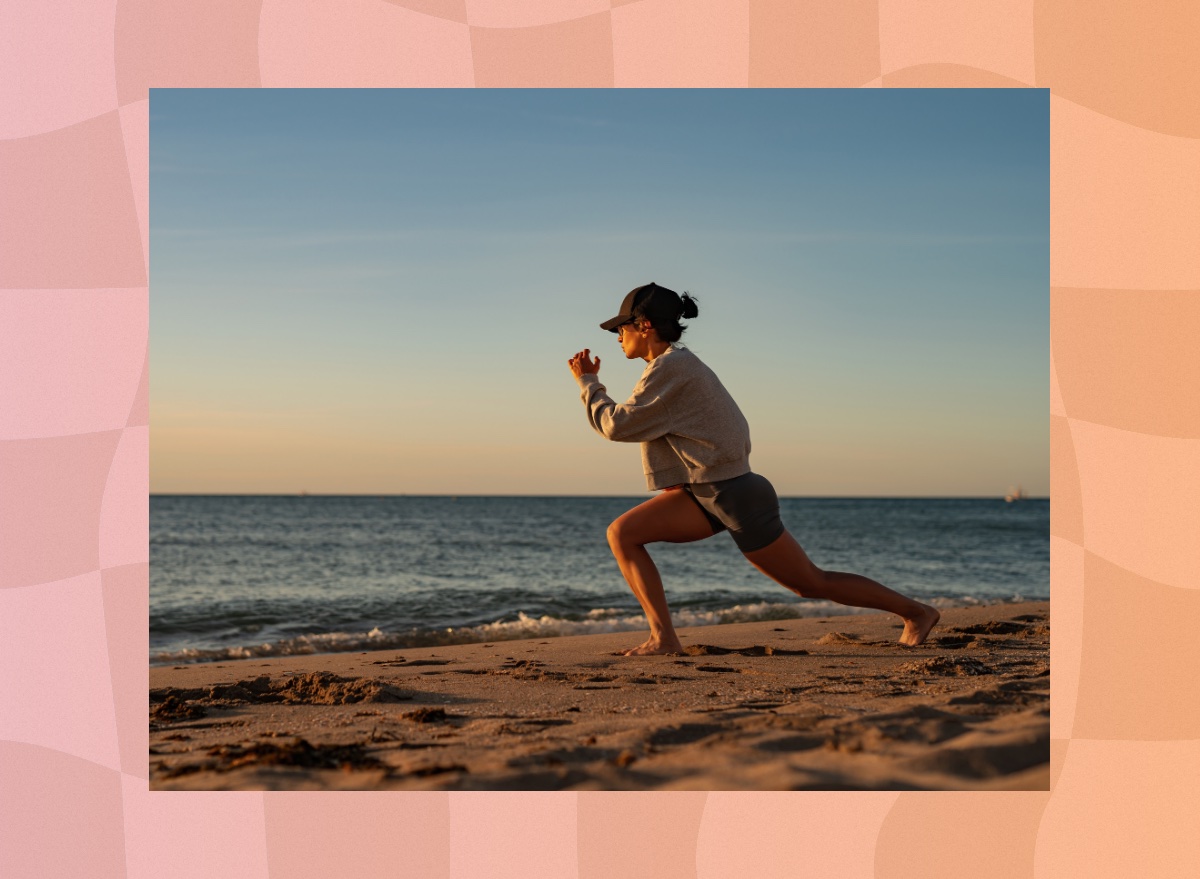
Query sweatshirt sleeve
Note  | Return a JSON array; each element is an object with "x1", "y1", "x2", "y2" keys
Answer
[{"x1": 576, "y1": 364, "x2": 678, "y2": 443}]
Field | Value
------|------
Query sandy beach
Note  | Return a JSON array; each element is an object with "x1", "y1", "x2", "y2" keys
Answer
[{"x1": 149, "y1": 601, "x2": 1049, "y2": 791}]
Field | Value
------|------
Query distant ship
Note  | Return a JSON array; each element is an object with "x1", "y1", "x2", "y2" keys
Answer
[{"x1": 1005, "y1": 485, "x2": 1027, "y2": 503}]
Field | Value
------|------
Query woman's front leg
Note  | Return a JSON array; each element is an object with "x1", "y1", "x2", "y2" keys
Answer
[
  {"x1": 610, "y1": 542, "x2": 682, "y2": 655},
  {"x1": 606, "y1": 489, "x2": 716, "y2": 656}
]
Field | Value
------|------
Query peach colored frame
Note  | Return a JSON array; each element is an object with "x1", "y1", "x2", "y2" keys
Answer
[{"x1": 2, "y1": 2, "x2": 1196, "y2": 877}]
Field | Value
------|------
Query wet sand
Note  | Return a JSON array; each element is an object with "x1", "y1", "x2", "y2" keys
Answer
[{"x1": 149, "y1": 601, "x2": 1049, "y2": 790}]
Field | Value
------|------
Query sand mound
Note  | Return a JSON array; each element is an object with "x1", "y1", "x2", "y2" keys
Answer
[
  {"x1": 899, "y1": 656, "x2": 991, "y2": 677},
  {"x1": 150, "y1": 695, "x2": 207, "y2": 724},
  {"x1": 150, "y1": 672, "x2": 412, "y2": 719},
  {"x1": 274, "y1": 672, "x2": 410, "y2": 705},
  {"x1": 403, "y1": 707, "x2": 450, "y2": 723}
]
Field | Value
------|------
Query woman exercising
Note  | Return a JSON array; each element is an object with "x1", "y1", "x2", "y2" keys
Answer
[{"x1": 567, "y1": 282, "x2": 941, "y2": 656}]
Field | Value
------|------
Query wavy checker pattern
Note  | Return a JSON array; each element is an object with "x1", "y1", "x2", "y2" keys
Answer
[{"x1": 1, "y1": 0, "x2": 1197, "y2": 876}]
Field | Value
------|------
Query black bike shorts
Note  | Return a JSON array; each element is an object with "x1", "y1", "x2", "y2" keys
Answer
[{"x1": 682, "y1": 471, "x2": 785, "y2": 553}]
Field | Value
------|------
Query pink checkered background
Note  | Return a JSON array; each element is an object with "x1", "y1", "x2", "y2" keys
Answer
[{"x1": 2, "y1": 1, "x2": 1198, "y2": 876}]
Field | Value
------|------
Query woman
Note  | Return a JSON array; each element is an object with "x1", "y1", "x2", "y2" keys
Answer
[{"x1": 567, "y1": 282, "x2": 941, "y2": 656}]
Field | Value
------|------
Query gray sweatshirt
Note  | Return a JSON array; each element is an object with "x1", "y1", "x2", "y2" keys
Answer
[{"x1": 575, "y1": 345, "x2": 752, "y2": 490}]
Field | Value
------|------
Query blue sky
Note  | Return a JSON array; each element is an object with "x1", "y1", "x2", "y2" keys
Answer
[{"x1": 151, "y1": 88, "x2": 1048, "y2": 496}]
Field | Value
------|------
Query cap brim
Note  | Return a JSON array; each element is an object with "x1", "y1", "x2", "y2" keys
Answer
[{"x1": 599, "y1": 315, "x2": 627, "y2": 332}]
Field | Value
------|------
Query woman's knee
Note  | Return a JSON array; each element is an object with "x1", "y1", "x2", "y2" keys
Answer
[
  {"x1": 606, "y1": 516, "x2": 636, "y2": 552},
  {"x1": 608, "y1": 511, "x2": 658, "y2": 552},
  {"x1": 766, "y1": 560, "x2": 830, "y2": 599},
  {"x1": 792, "y1": 568, "x2": 831, "y2": 599}
]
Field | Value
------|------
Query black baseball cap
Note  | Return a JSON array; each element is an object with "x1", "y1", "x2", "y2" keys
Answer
[{"x1": 599, "y1": 282, "x2": 678, "y2": 332}]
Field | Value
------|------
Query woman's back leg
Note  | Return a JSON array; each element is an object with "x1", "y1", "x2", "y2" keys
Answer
[{"x1": 742, "y1": 530, "x2": 940, "y2": 646}]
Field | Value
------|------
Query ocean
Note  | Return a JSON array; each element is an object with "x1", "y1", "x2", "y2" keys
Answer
[{"x1": 150, "y1": 495, "x2": 1049, "y2": 665}]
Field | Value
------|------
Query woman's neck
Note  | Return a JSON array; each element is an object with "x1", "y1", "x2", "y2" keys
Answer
[{"x1": 644, "y1": 340, "x2": 672, "y2": 362}]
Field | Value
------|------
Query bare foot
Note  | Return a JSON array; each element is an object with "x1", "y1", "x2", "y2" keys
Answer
[
  {"x1": 899, "y1": 603, "x2": 941, "y2": 647},
  {"x1": 622, "y1": 636, "x2": 683, "y2": 656}
]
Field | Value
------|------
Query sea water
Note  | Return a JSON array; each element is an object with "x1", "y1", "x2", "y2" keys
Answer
[{"x1": 150, "y1": 495, "x2": 1049, "y2": 664}]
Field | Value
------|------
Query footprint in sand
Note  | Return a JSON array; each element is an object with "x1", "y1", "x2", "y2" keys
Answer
[
  {"x1": 754, "y1": 733, "x2": 824, "y2": 753},
  {"x1": 951, "y1": 621, "x2": 1028, "y2": 636},
  {"x1": 645, "y1": 722, "x2": 726, "y2": 747},
  {"x1": 686, "y1": 644, "x2": 809, "y2": 656},
  {"x1": 497, "y1": 718, "x2": 575, "y2": 734},
  {"x1": 929, "y1": 635, "x2": 976, "y2": 650},
  {"x1": 158, "y1": 738, "x2": 384, "y2": 779},
  {"x1": 903, "y1": 727, "x2": 1049, "y2": 780}
]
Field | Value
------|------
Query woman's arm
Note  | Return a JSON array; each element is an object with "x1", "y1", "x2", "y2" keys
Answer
[{"x1": 568, "y1": 348, "x2": 678, "y2": 443}]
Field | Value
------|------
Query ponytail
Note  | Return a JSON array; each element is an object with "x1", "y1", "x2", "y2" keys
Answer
[
  {"x1": 633, "y1": 286, "x2": 699, "y2": 343},
  {"x1": 679, "y1": 292, "x2": 699, "y2": 321}
]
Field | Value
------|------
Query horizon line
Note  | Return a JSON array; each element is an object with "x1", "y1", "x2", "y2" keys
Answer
[{"x1": 150, "y1": 492, "x2": 1049, "y2": 500}]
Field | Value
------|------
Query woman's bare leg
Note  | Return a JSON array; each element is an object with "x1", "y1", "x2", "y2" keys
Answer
[
  {"x1": 743, "y1": 530, "x2": 940, "y2": 646},
  {"x1": 607, "y1": 490, "x2": 717, "y2": 655}
]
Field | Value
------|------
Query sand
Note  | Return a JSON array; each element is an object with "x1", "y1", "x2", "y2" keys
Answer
[{"x1": 149, "y1": 601, "x2": 1049, "y2": 791}]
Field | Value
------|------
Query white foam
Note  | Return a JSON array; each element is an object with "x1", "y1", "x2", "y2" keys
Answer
[{"x1": 150, "y1": 595, "x2": 1036, "y2": 665}]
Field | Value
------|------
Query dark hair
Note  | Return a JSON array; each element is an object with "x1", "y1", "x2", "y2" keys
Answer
[{"x1": 632, "y1": 287, "x2": 699, "y2": 343}]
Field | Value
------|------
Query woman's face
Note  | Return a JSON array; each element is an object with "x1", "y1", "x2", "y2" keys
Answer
[{"x1": 617, "y1": 319, "x2": 649, "y2": 359}]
